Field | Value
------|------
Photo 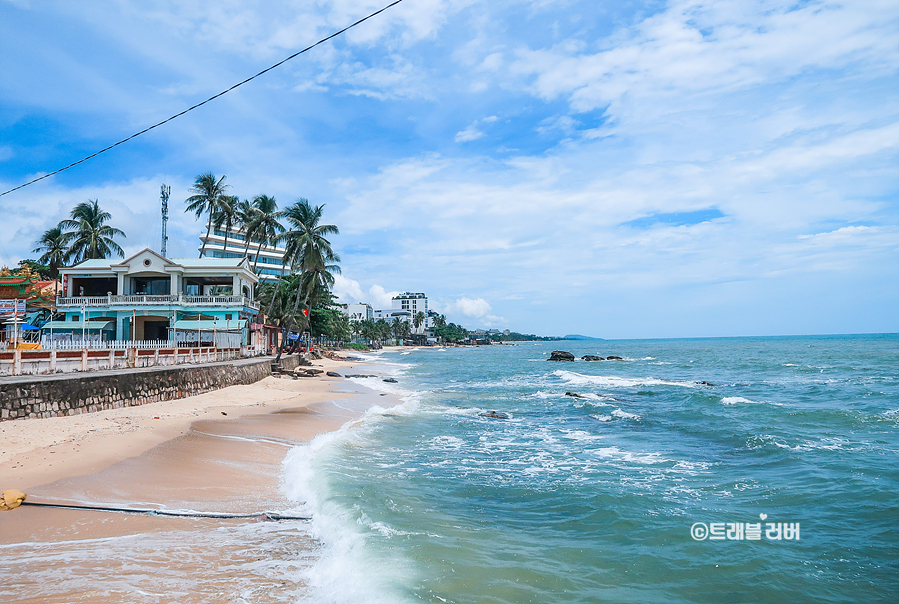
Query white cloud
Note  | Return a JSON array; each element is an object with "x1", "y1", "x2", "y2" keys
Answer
[
  {"x1": 455, "y1": 124, "x2": 485, "y2": 143},
  {"x1": 367, "y1": 284, "x2": 400, "y2": 309},
  {"x1": 330, "y1": 275, "x2": 400, "y2": 309},
  {"x1": 511, "y1": 0, "x2": 899, "y2": 118},
  {"x1": 445, "y1": 297, "x2": 492, "y2": 318},
  {"x1": 332, "y1": 274, "x2": 364, "y2": 302}
]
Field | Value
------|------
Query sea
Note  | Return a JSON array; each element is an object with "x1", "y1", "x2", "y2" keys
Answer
[{"x1": 285, "y1": 334, "x2": 898, "y2": 604}]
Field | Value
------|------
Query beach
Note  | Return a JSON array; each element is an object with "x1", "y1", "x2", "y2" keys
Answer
[
  {"x1": 0, "y1": 354, "x2": 399, "y2": 603},
  {"x1": 2, "y1": 338, "x2": 896, "y2": 603}
]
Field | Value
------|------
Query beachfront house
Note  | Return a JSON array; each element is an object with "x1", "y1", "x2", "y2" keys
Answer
[{"x1": 45, "y1": 249, "x2": 259, "y2": 345}]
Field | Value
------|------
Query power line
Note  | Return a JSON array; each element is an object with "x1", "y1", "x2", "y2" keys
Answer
[{"x1": 0, "y1": 0, "x2": 405, "y2": 199}]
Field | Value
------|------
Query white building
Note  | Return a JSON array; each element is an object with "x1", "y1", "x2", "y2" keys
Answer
[
  {"x1": 346, "y1": 303, "x2": 373, "y2": 322},
  {"x1": 198, "y1": 223, "x2": 288, "y2": 282},
  {"x1": 391, "y1": 292, "x2": 431, "y2": 330}
]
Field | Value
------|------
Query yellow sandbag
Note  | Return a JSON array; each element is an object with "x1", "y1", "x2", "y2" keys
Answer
[{"x1": 1, "y1": 489, "x2": 26, "y2": 511}]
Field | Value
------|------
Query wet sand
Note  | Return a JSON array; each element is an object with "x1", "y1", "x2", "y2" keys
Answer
[{"x1": 0, "y1": 355, "x2": 399, "y2": 603}]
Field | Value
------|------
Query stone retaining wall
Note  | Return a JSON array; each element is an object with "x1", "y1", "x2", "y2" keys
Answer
[{"x1": 0, "y1": 358, "x2": 273, "y2": 421}]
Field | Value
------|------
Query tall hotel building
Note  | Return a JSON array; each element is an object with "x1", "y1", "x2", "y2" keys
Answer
[{"x1": 198, "y1": 223, "x2": 288, "y2": 282}]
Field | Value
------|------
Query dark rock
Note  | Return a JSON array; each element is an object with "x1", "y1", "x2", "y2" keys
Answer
[
  {"x1": 696, "y1": 381, "x2": 715, "y2": 387},
  {"x1": 606, "y1": 355, "x2": 624, "y2": 361},
  {"x1": 326, "y1": 371, "x2": 342, "y2": 378},
  {"x1": 565, "y1": 392, "x2": 585, "y2": 398},
  {"x1": 383, "y1": 378, "x2": 398, "y2": 383},
  {"x1": 582, "y1": 355, "x2": 604, "y2": 361},
  {"x1": 479, "y1": 411, "x2": 509, "y2": 419},
  {"x1": 547, "y1": 350, "x2": 575, "y2": 362}
]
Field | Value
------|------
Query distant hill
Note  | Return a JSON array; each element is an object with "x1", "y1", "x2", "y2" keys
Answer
[{"x1": 562, "y1": 334, "x2": 603, "y2": 341}]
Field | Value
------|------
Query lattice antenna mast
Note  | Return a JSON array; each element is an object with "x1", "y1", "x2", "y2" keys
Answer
[{"x1": 160, "y1": 184, "x2": 171, "y2": 257}]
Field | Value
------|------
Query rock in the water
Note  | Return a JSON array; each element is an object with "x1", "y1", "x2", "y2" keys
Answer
[
  {"x1": 479, "y1": 411, "x2": 509, "y2": 419},
  {"x1": 696, "y1": 381, "x2": 715, "y2": 387},
  {"x1": 565, "y1": 392, "x2": 585, "y2": 398},
  {"x1": 548, "y1": 350, "x2": 575, "y2": 362},
  {"x1": 326, "y1": 371, "x2": 342, "y2": 378},
  {"x1": 383, "y1": 377, "x2": 398, "y2": 383},
  {"x1": 582, "y1": 355, "x2": 604, "y2": 361},
  {"x1": 606, "y1": 355, "x2": 624, "y2": 360}
]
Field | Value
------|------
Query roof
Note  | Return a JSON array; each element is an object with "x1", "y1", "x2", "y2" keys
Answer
[
  {"x1": 69, "y1": 259, "x2": 118, "y2": 269},
  {"x1": 41, "y1": 320, "x2": 115, "y2": 331},
  {"x1": 170, "y1": 257, "x2": 250, "y2": 268},
  {"x1": 172, "y1": 319, "x2": 247, "y2": 331}
]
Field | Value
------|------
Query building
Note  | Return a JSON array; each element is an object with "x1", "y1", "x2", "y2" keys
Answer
[
  {"x1": 47, "y1": 249, "x2": 259, "y2": 344},
  {"x1": 391, "y1": 292, "x2": 431, "y2": 330},
  {"x1": 373, "y1": 308, "x2": 413, "y2": 323},
  {"x1": 198, "y1": 222, "x2": 288, "y2": 282},
  {"x1": 346, "y1": 302, "x2": 373, "y2": 322}
]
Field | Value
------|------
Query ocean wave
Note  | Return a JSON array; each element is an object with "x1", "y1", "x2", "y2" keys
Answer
[
  {"x1": 592, "y1": 446, "x2": 667, "y2": 465},
  {"x1": 611, "y1": 409, "x2": 641, "y2": 420},
  {"x1": 553, "y1": 370, "x2": 697, "y2": 389},
  {"x1": 720, "y1": 396, "x2": 784, "y2": 406},
  {"x1": 590, "y1": 414, "x2": 613, "y2": 422}
]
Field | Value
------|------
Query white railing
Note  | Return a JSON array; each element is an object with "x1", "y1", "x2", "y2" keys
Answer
[
  {"x1": 41, "y1": 338, "x2": 177, "y2": 350},
  {"x1": 39, "y1": 337, "x2": 247, "y2": 351},
  {"x1": 56, "y1": 294, "x2": 260, "y2": 311}
]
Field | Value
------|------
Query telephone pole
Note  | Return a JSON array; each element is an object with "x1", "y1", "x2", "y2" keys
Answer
[{"x1": 160, "y1": 183, "x2": 171, "y2": 257}]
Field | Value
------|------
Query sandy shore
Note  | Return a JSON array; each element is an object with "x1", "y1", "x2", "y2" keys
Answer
[{"x1": 0, "y1": 352, "x2": 401, "y2": 603}]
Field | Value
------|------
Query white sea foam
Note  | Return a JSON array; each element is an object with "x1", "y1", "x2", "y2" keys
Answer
[
  {"x1": 554, "y1": 370, "x2": 696, "y2": 389},
  {"x1": 281, "y1": 412, "x2": 419, "y2": 603},
  {"x1": 592, "y1": 446, "x2": 666, "y2": 465},
  {"x1": 591, "y1": 414, "x2": 613, "y2": 421},
  {"x1": 611, "y1": 409, "x2": 641, "y2": 420},
  {"x1": 721, "y1": 396, "x2": 784, "y2": 406},
  {"x1": 721, "y1": 396, "x2": 761, "y2": 405}
]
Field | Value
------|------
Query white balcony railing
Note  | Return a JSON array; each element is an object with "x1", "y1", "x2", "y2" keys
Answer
[{"x1": 56, "y1": 294, "x2": 260, "y2": 311}]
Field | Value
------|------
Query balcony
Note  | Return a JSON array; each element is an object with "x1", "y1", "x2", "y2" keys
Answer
[{"x1": 57, "y1": 294, "x2": 260, "y2": 312}]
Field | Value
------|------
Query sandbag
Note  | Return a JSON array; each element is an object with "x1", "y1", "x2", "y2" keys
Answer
[{"x1": 1, "y1": 489, "x2": 26, "y2": 511}]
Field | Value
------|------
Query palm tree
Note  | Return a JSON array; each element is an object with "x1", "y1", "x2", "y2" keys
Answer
[
  {"x1": 212, "y1": 195, "x2": 239, "y2": 258},
  {"x1": 285, "y1": 259, "x2": 339, "y2": 355},
  {"x1": 413, "y1": 311, "x2": 426, "y2": 334},
  {"x1": 59, "y1": 200, "x2": 126, "y2": 262},
  {"x1": 275, "y1": 199, "x2": 340, "y2": 362},
  {"x1": 248, "y1": 195, "x2": 284, "y2": 273},
  {"x1": 33, "y1": 225, "x2": 68, "y2": 281},
  {"x1": 185, "y1": 172, "x2": 229, "y2": 258},
  {"x1": 237, "y1": 199, "x2": 260, "y2": 260}
]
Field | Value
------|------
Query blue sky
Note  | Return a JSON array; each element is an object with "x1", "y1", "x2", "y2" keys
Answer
[{"x1": 1, "y1": 0, "x2": 897, "y2": 337}]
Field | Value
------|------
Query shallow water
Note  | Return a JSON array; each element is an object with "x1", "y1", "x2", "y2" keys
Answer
[{"x1": 286, "y1": 335, "x2": 899, "y2": 603}]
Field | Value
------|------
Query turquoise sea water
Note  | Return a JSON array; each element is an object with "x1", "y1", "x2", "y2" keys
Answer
[{"x1": 283, "y1": 335, "x2": 899, "y2": 603}]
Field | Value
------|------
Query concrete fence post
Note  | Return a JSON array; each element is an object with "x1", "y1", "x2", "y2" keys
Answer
[
  {"x1": 50, "y1": 350, "x2": 57, "y2": 373},
  {"x1": 109, "y1": 349, "x2": 114, "y2": 370},
  {"x1": 13, "y1": 349, "x2": 21, "y2": 376},
  {"x1": 81, "y1": 349, "x2": 88, "y2": 372}
]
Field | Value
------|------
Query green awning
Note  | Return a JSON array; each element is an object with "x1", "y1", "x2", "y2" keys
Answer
[
  {"x1": 171, "y1": 319, "x2": 246, "y2": 332},
  {"x1": 41, "y1": 320, "x2": 115, "y2": 331}
]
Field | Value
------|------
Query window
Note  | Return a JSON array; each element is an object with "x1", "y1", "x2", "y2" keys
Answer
[{"x1": 225, "y1": 314, "x2": 232, "y2": 321}]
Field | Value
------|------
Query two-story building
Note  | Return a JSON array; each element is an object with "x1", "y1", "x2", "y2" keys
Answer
[{"x1": 46, "y1": 249, "x2": 260, "y2": 344}]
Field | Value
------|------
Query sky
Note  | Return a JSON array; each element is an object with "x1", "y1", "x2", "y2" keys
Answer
[{"x1": 1, "y1": 0, "x2": 897, "y2": 338}]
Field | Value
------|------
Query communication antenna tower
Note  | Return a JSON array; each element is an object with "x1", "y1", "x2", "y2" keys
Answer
[{"x1": 160, "y1": 183, "x2": 171, "y2": 257}]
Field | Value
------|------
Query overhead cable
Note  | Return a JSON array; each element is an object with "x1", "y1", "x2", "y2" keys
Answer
[{"x1": 0, "y1": 0, "x2": 405, "y2": 198}]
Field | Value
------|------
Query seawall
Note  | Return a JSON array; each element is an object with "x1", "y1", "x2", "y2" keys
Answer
[{"x1": 0, "y1": 354, "x2": 305, "y2": 421}]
